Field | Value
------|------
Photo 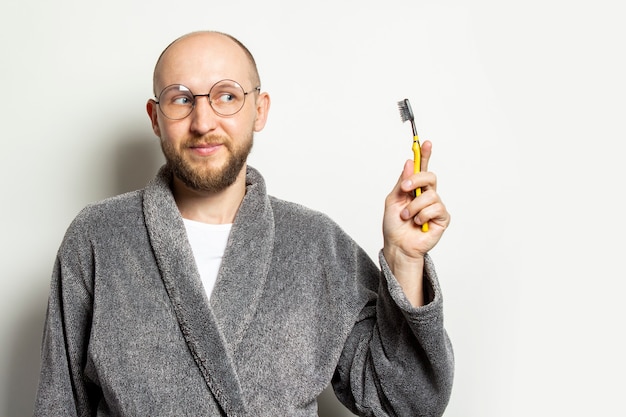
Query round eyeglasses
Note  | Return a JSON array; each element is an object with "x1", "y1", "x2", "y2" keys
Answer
[{"x1": 155, "y1": 79, "x2": 260, "y2": 119}]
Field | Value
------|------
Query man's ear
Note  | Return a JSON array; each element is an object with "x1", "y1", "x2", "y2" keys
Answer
[
  {"x1": 146, "y1": 99, "x2": 161, "y2": 137},
  {"x1": 253, "y1": 92, "x2": 271, "y2": 132}
]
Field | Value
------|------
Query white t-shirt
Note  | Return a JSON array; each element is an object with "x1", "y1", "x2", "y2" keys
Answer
[{"x1": 183, "y1": 219, "x2": 232, "y2": 298}]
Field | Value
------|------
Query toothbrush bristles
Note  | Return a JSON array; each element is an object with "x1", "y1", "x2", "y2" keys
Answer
[{"x1": 397, "y1": 99, "x2": 414, "y2": 123}]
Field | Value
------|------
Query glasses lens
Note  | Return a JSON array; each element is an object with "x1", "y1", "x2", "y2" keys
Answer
[
  {"x1": 209, "y1": 80, "x2": 246, "y2": 116},
  {"x1": 159, "y1": 85, "x2": 194, "y2": 120}
]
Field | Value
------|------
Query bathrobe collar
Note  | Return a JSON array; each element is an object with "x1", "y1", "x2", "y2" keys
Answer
[{"x1": 142, "y1": 164, "x2": 275, "y2": 416}]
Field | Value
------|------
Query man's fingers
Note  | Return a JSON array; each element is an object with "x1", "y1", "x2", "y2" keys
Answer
[
  {"x1": 399, "y1": 171, "x2": 438, "y2": 195},
  {"x1": 420, "y1": 140, "x2": 432, "y2": 172},
  {"x1": 397, "y1": 160, "x2": 414, "y2": 193}
]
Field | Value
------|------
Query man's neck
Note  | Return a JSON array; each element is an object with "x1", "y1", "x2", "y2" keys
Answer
[{"x1": 171, "y1": 168, "x2": 247, "y2": 224}]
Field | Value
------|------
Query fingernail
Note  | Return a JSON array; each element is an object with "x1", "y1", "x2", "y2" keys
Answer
[
  {"x1": 401, "y1": 209, "x2": 410, "y2": 219},
  {"x1": 402, "y1": 180, "x2": 412, "y2": 189}
]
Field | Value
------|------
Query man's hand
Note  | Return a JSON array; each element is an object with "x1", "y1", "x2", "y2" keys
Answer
[{"x1": 382, "y1": 140, "x2": 450, "y2": 307}]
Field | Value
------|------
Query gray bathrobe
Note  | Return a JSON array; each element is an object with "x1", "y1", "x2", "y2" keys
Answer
[{"x1": 35, "y1": 165, "x2": 454, "y2": 417}]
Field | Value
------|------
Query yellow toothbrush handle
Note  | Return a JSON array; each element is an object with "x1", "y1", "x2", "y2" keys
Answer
[{"x1": 412, "y1": 136, "x2": 429, "y2": 232}]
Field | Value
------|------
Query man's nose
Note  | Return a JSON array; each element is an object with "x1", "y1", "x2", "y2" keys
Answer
[{"x1": 189, "y1": 95, "x2": 219, "y2": 134}]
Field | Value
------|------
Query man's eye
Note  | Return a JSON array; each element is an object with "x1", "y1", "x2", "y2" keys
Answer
[
  {"x1": 172, "y1": 96, "x2": 192, "y2": 105},
  {"x1": 217, "y1": 93, "x2": 235, "y2": 103}
]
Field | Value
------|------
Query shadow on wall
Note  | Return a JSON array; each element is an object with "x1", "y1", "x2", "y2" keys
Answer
[
  {"x1": 4, "y1": 280, "x2": 48, "y2": 417},
  {"x1": 113, "y1": 132, "x2": 165, "y2": 194},
  {"x1": 318, "y1": 384, "x2": 357, "y2": 416}
]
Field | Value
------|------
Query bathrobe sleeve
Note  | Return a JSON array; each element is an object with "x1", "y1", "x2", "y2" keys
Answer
[
  {"x1": 35, "y1": 218, "x2": 99, "y2": 417},
  {"x1": 332, "y1": 250, "x2": 454, "y2": 417}
]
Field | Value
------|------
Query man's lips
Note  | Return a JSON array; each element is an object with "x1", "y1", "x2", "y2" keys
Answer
[{"x1": 189, "y1": 142, "x2": 223, "y2": 156}]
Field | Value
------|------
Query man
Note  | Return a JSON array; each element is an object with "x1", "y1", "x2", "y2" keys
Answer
[{"x1": 35, "y1": 31, "x2": 453, "y2": 416}]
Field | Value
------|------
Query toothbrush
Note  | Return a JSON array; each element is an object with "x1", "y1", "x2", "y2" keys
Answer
[{"x1": 397, "y1": 98, "x2": 429, "y2": 232}]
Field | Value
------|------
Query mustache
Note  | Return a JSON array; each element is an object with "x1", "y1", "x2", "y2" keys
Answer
[{"x1": 185, "y1": 135, "x2": 230, "y2": 147}]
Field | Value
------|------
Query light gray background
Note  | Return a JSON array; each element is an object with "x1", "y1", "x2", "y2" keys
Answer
[{"x1": 1, "y1": 0, "x2": 624, "y2": 416}]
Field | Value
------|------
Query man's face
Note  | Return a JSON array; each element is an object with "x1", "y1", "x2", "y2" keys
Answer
[{"x1": 148, "y1": 33, "x2": 269, "y2": 193}]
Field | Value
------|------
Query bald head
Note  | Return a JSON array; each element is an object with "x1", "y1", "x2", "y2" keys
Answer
[{"x1": 152, "y1": 31, "x2": 261, "y2": 96}]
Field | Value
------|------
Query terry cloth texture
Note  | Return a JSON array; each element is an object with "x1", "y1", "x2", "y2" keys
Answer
[{"x1": 35, "y1": 165, "x2": 454, "y2": 417}]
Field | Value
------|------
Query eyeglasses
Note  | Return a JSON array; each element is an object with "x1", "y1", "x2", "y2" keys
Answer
[{"x1": 155, "y1": 79, "x2": 260, "y2": 119}]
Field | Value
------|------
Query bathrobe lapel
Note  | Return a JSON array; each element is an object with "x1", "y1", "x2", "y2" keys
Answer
[
  {"x1": 210, "y1": 167, "x2": 275, "y2": 355},
  {"x1": 142, "y1": 165, "x2": 273, "y2": 416}
]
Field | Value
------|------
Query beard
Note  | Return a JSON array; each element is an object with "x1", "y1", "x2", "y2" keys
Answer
[{"x1": 161, "y1": 132, "x2": 253, "y2": 193}]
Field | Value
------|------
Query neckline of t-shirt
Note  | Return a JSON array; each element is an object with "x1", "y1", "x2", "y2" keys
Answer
[{"x1": 182, "y1": 218, "x2": 233, "y2": 231}]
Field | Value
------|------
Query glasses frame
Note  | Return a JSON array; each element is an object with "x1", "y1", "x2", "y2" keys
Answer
[{"x1": 155, "y1": 79, "x2": 261, "y2": 120}]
